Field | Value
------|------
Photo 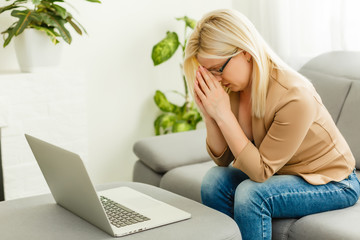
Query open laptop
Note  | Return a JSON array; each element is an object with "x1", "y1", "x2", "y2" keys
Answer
[{"x1": 25, "y1": 134, "x2": 191, "y2": 237}]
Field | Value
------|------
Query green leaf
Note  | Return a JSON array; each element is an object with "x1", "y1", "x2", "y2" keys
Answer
[
  {"x1": 151, "y1": 31, "x2": 179, "y2": 66},
  {"x1": 26, "y1": 11, "x2": 42, "y2": 25},
  {"x1": 183, "y1": 109, "x2": 200, "y2": 121},
  {"x1": 11, "y1": 10, "x2": 35, "y2": 36},
  {"x1": 160, "y1": 114, "x2": 176, "y2": 129},
  {"x1": 66, "y1": 17, "x2": 82, "y2": 35},
  {"x1": 70, "y1": 17, "x2": 87, "y2": 35},
  {"x1": 32, "y1": 0, "x2": 41, "y2": 5},
  {"x1": 172, "y1": 120, "x2": 193, "y2": 133},
  {"x1": 52, "y1": 4, "x2": 69, "y2": 19},
  {"x1": 154, "y1": 114, "x2": 164, "y2": 135},
  {"x1": 176, "y1": 16, "x2": 197, "y2": 29},
  {"x1": 39, "y1": 12, "x2": 72, "y2": 44},
  {"x1": 154, "y1": 90, "x2": 176, "y2": 112},
  {"x1": 2, "y1": 27, "x2": 16, "y2": 48},
  {"x1": 154, "y1": 113, "x2": 176, "y2": 135}
]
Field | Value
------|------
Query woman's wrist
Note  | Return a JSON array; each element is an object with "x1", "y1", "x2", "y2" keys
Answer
[
  {"x1": 203, "y1": 114, "x2": 216, "y2": 125},
  {"x1": 213, "y1": 108, "x2": 234, "y2": 125}
]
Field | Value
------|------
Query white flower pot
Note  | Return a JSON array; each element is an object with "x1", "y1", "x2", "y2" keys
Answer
[{"x1": 14, "y1": 29, "x2": 63, "y2": 73}]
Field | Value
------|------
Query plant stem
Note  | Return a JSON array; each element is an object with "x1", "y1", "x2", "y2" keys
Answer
[
  {"x1": 182, "y1": 24, "x2": 190, "y2": 110},
  {"x1": 183, "y1": 24, "x2": 186, "y2": 57}
]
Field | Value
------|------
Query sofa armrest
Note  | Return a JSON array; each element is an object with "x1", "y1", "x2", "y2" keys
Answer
[{"x1": 133, "y1": 129, "x2": 211, "y2": 173}]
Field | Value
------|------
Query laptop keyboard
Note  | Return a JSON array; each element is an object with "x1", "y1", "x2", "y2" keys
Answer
[{"x1": 100, "y1": 196, "x2": 151, "y2": 228}]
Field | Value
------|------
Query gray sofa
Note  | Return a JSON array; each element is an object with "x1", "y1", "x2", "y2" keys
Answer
[{"x1": 133, "y1": 51, "x2": 360, "y2": 240}]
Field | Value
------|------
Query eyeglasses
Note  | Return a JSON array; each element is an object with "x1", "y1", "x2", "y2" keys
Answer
[
  {"x1": 209, "y1": 57, "x2": 233, "y2": 76},
  {"x1": 209, "y1": 48, "x2": 242, "y2": 76}
]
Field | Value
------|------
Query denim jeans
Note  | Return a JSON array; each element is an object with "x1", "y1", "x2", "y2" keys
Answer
[{"x1": 201, "y1": 166, "x2": 360, "y2": 240}]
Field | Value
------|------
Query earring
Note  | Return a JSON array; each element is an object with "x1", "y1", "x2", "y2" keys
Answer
[{"x1": 247, "y1": 57, "x2": 251, "y2": 63}]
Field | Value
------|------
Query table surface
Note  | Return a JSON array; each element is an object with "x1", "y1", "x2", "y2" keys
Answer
[{"x1": 0, "y1": 182, "x2": 241, "y2": 240}]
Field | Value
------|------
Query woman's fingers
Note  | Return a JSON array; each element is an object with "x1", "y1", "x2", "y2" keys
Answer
[
  {"x1": 194, "y1": 92, "x2": 204, "y2": 110},
  {"x1": 193, "y1": 86, "x2": 201, "y2": 104},
  {"x1": 196, "y1": 70, "x2": 211, "y2": 95},
  {"x1": 194, "y1": 80, "x2": 207, "y2": 102},
  {"x1": 199, "y1": 66, "x2": 217, "y2": 89}
]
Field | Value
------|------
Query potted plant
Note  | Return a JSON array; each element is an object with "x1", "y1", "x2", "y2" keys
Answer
[
  {"x1": 0, "y1": 0, "x2": 100, "y2": 71},
  {"x1": 151, "y1": 16, "x2": 202, "y2": 135}
]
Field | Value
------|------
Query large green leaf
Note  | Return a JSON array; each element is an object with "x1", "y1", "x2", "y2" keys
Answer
[
  {"x1": 160, "y1": 114, "x2": 176, "y2": 130},
  {"x1": 154, "y1": 90, "x2": 177, "y2": 113},
  {"x1": 154, "y1": 114, "x2": 164, "y2": 135},
  {"x1": 172, "y1": 120, "x2": 193, "y2": 133},
  {"x1": 151, "y1": 31, "x2": 179, "y2": 66},
  {"x1": 11, "y1": 10, "x2": 31, "y2": 35},
  {"x1": 39, "y1": 12, "x2": 72, "y2": 44},
  {"x1": 51, "y1": 4, "x2": 69, "y2": 19},
  {"x1": 154, "y1": 113, "x2": 176, "y2": 135},
  {"x1": 176, "y1": 16, "x2": 196, "y2": 29},
  {"x1": 182, "y1": 109, "x2": 201, "y2": 122}
]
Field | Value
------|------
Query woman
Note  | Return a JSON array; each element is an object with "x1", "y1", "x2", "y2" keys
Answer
[{"x1": 183, "y1": 9, "x2": 360, "y2": 240}]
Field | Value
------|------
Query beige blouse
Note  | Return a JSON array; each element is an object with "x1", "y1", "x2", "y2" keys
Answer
[{"x1": 207, "y1": 69, "x2": 355, "y2": 185}]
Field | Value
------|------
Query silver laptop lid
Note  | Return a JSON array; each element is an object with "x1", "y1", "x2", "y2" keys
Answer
[{"x1": 25, "y1": 134, "x2": 114, "y2": 236}]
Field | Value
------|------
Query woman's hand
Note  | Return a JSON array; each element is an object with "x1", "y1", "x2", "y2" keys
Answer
[{"x1": 194, "y1": 65, "x2": 232, "y2": 123}]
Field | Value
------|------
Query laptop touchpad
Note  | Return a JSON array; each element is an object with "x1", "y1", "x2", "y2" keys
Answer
[{"x1": 125, "y1": 197, "x2": 162, "y2": 210}]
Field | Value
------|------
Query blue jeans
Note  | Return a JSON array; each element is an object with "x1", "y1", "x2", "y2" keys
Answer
[{"x1": 201, "y1": 166, "x2": 360, "y2": 240}]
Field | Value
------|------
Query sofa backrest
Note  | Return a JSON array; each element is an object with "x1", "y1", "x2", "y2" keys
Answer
[{"x1": 298, "y1": 51, "x2": 360, "y2": 169}]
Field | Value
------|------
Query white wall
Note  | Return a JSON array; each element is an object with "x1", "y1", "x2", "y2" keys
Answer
[
  {"x1": 0, "y1": 72, "x2": 88, "y2": 200},
  {"x1": 0, "y1": 0, "x2": 232, "y2": 186}
]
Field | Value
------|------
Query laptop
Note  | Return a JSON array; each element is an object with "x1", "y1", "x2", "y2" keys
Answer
[{"x1": 25, "y1": 134, "x2": 191, "y2": 237}]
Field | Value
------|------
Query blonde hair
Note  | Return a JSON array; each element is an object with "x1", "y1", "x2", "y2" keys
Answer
[{"x1": 184, "y1": 9, "x2": 293, "y2": 118}]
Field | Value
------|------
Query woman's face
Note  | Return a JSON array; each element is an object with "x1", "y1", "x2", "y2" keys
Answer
[{"x1": 197, "y1": 51, "x2": 253, "y2": 92}]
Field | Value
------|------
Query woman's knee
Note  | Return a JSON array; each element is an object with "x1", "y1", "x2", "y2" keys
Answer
[
  {"x1": 201, "y1": 166, "x2": 249, "y2": 201},
  {"x1": 201, "y1": 167, "x2": 228, "y2": 194},
  {"x1": 234, "y1": 179, "x2": 262, "y2": 208}
]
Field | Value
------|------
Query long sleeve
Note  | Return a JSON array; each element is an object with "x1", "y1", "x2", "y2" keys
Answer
[
  {"x1": 206, "y1": 140, "x2": 234, "y2": 167},
  {"x1": 233, "y1": 87, "x2": 317, "y2": 182}
]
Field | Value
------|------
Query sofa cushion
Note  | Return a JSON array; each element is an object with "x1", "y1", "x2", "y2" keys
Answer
[
  {"x1": 299, "y1": 51, "x2": 360, "y2": 80},
  {"x1": 337, "y1": 81, "x2": 360, "y2": 169},
  {"x1": 133, "y1": 129, "x2": 210, "y2": 173},
  {"x1": 160, "y1": 161, "x2": 215, "y2": 203},
  {"x1": 299, "y1": 69, "x2": 352, "y2": 122},
  {"x1": 287, "y1": 201, "x2": 360, "y2": 240},
  {"x1": 299, "y1": 51, "x2": 360, "y2": 170},
  {"x1": 133, "y1": 160, "x2": 163, "y2": 187},
  {"x1": 272, "y1": 218, "x2": 298, "y2": 240},
  {"x1": 298, "y1": 51, "x2": 360, "y2": 122}
]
